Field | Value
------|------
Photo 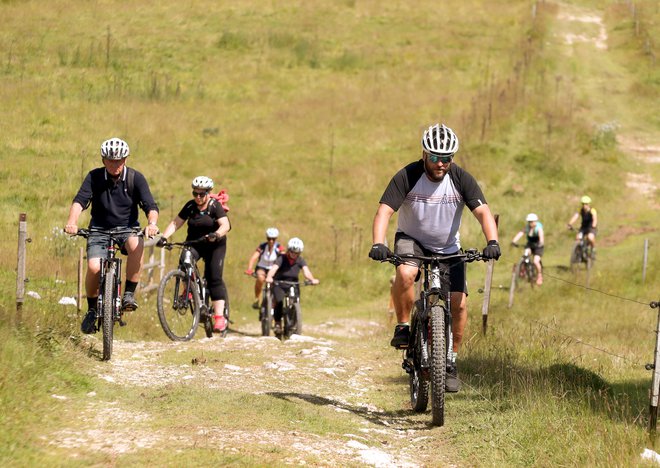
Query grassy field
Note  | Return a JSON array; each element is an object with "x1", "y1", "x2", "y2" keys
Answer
[{"x1": 1, "y1": 0, "x2": 659, "y2": 466}]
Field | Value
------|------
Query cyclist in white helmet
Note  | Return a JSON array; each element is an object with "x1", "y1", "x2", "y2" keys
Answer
[
  {"x1": 245, "y1": 227, "x2": 285, "y2": 309},
  {"x1": 368, "y1": 123, "x2": 500, "y2": 393},
  {"x1": 64, "y1": 137, "x2": 160, "y2": 334},
  {"x1": 265, "y1": 237, "x2": 320, "y2": 335},
  {"x1": 511, "y1": 213, "x2": 545, "y2": 285},
  {"x1": 567, "y1": 195, "x2": 598, "y2": 253},
  {"x1": 158, "y1": 176, "x2": 232, "y2": 333}
]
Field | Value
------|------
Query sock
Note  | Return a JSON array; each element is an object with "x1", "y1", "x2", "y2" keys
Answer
[
  {"x1": 397, "y1": 322, "x2": 410, "y2": 327},
  {"x1": 125, "y1": 280, "x2": 138, "y2": 294},
  {"x1": 87, "y1": 297, "x2": 97, "y2": 311}
]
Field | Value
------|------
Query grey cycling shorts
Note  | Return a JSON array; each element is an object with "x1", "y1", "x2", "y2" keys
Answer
[{"x1": 394, "y1": 232, "x2": 468, "y2": 295}]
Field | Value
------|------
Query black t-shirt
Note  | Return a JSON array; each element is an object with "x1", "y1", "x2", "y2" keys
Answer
[
  {"x1": 73, "y1": 166, "x2": 159, "y2": 229},
  {"x1": 273, "y1": 254, "x2": 308, "y2": 282},
  {"x1": 177, "y1": 199, "x2": 227, "y2": 241}
]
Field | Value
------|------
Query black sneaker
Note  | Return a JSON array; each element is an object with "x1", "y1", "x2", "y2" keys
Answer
[
  {"x1": 446, "y1": 364, "x2": 461, "y2": 393},
  {"x1": 274, "y1": 321, "x2": 282, "y2": 336},
  {"x1": 390, "y1": 324, "x2": 410, "y2": 349},
  {"x1": 121, "y1": 291, "x2": 138, "y2": 311},
  {"x1": 252, "y1": 300, "x2": 260, "y2": 310},
  {"x1": 81, "y1": 309, "x2": 98, "y2": 334}
]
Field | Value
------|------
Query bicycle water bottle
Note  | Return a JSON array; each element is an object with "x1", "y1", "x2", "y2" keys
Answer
[
  {"x1": 183, "y1": 249, "x2": 193, "y2": 266},
  {"x1": 430, "y1": 266, "x2": 442, "y2": 291}
]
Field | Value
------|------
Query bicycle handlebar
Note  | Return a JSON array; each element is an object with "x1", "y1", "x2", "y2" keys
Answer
[
  {"x1": 74, "y1": 227, "x2": 144, "y2": 239},
  {"x1": 382, "y1": 248, "x2": 484, "y2": 267},
  {"x1": 157, "y1": 236, "x2": 214, "y2": 250},
  {"x1": 268, "y1": 279, "x2": 317, "y2": 287}
]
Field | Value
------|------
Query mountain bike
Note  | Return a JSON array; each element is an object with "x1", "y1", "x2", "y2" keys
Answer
[
  {"x1": 74, "y1": 227, "x2": 143, "y2": 361},
  {"x1": 379, "y1": 249, "x2": 484, "y2": 427},
  {"x1": 569, "y1": 230, "x2": 594, "y2": 285},
  {"x1": 157, "y1": 238, "x2": 229, "y2": 341},
  {"x1": 264, "y1": 279, "x2": 315, "y2": 341},
  {"x1": 508, "y1": 244, "x2": 539, "y2": 307}
]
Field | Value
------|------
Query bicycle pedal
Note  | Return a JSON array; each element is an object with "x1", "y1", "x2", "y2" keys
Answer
[{"x1": 119, "y1": 319, "x2": 127, "y2": 327}]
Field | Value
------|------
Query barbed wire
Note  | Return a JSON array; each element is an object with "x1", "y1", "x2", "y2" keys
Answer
[{"x1": 544, "y1": 272, "x2": 653, "y2": 306}]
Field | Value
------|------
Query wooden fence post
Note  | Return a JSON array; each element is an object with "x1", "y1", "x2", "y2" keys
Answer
[
  {"x1": 481, "y1": 214, "x2": 499, "y2": 334},
  {"x1": 16, "y1": 213, "x2": 27, "y2": 325}
]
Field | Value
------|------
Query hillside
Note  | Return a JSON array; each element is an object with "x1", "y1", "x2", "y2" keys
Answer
[{"x1": 1, "y1": 0, "x2": 659, "y2": 466}]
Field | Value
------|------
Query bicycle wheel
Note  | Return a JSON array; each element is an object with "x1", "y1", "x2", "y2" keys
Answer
[
  {"x1": 409, "y1": 312, "x2": 429, "y2": 412},
  {"x1": 157, "y1": 269, "x2": 200, "y2": 341},
  {"x1": 202, "y1": 291, "x2": 213, "y2": 338},
  {"x1": 261, "y1": 293, "x2": 272, "y2": 337},
  {"x1": 525, "y1": 262, "x2": 536, "y2": 287},
  {"x1": 283, "y1": 305, "x2": 295, "y2": 339},
  {"x1": 430, "y1": 304, "x2": 447, "y2": 427},
  {"x1": 293, "y1": 302, "x2": 303, "y2": 335},
  {"x1": 101, "y1": 263, "x2": 116, "y2": 361},
  {"x1": 570, "y1": 244, "x2": 582, "y2": 271}
]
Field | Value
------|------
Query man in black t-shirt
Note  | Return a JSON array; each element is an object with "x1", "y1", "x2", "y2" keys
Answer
[
  {"x1": 65, "y1": 137, "x2": 159, "y2": 334},
  {"x1": 368, "y1": 124, "x2": 500, "y2": 393}
]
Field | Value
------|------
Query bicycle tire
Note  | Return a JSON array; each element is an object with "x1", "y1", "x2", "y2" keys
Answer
[
  {"x1": 220, "y1": 301, "x2": 230, "y2": 338},
  {"x1": 409, "y1": 313, "x2": 429, "y2": 412},
  {"x1": 570, "y1": 244, "x2": 582, "y2": 271},
  {"x1": 102, "y1": 263, "x2": 116, "y2": 361},
  {"x1": 262, "y1": 293, "x2": 272, "y2": 337},
  {"x1": 430, "y1": 304, "x2": 447, "y2": 426},
  {"x1": 157, "y1": 269, "x2": 201, "y2": 341},
  {"x1": 283, "y1": 305, "x2": 295, "y2": 339},
  {"x1": 202, "y1": 291, "x2": 213, "y2": 339},
  {"x1": 293, "y1": 302, "x2": 303, "y2": 335}
]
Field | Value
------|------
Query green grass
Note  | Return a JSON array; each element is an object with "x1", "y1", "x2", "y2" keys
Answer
[{"x1": 0, "y1": 0, "x2": 659, "y2": 465}]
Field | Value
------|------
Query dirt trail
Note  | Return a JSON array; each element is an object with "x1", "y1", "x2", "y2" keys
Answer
[{"x1": 47, "y1": 319, "x2": 451, "y2": 467}]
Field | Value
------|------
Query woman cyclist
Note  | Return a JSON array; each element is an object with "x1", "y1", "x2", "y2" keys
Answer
[
  {"x1": 567, "y1": 195, "x2": 598, "y2": 255},
  {"x1": 158, "y1": 176, "x2": 231, "y2": 333},
  {"x1": 511, "y1": 213, "x2": 545, "y2": 285},
  {"x1": 265, "y1": 237, "x2": 320, "y2": 335},
  {"x1": 245, "y1": 227, "x2": 285, "y2": 310}
]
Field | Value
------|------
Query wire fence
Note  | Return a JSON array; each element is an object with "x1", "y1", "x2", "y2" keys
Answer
[{"x1": 483, "y1": 253, "x2": 660, "y2": 434}]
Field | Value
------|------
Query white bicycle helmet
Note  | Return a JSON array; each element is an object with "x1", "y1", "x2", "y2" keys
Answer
[
  {"x1": 580, "y1": 195, "x2": 592, "y2": 204},
  {"x1": 100, "y1": 137, "x2": 130, "y2": 160},
  {"x1": 266, "y1": 227, "x2": 279, "y2": 238},
  {"x1": 287, "y1": 237, "x2": 304, "y2": 253},
  {"x1": 526, "y1": 213, "x2": 539, "y2": 222},
  {"x1": 421, "y1": 123, "x2": 459, "y2": 156},
  {"x1": 191, "y1": 176, "x2": 214, "y2": 190}
]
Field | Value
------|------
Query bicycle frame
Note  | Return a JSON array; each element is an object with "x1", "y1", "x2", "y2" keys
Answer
[
  {"x1": 384, "y1": 248, "x2": 483, "y2": 427},
  {"x1": 76, "y1": 227, "x2": 142, "y2": 360}
]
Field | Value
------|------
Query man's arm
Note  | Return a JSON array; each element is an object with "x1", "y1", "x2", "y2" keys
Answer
[
  {"x1": 145, "y1": 209, "x2": 159, "y2": 238},
  {"x1": 472, "y1": 204, "x2": 498, "y2": 242},
  {"x1": 64, "y1": 202, "x2": 85, "y2": 234},
  {"x1": 372, "y1": 203, "x2": 395, "y2": 244},
  {"x1": 591, "y1": 210, "x2": 598, "y2": 228}
]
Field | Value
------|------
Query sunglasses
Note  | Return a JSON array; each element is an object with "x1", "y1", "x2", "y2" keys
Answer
[
  {"x1": 192, "y1": 191, "x2": 208, "y2": 198},
  {"x1": 427, "y1": 153, "x2": 453, "y2": 164},
  {"x1": 267, "y1": 237, "x2": 276, "y2": 241}
]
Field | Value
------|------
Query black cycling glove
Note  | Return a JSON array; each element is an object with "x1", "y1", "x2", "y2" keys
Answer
[
  {"x1": 206, "y1": 232, "x2": 218, "y2": 242},
  {"x1": 156, "y1": 237, "x2": 167, "y2": 248},
  {"x1": 482, "y1": 240, "x2": 501, "y2": 260},
  {"x1": 368, "y1": 243, "x2": 390, "y2": 261}
]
